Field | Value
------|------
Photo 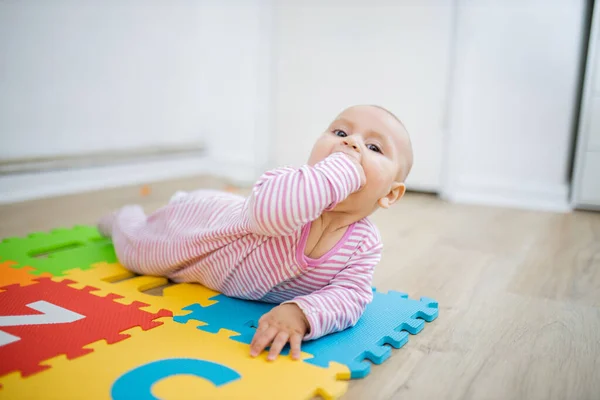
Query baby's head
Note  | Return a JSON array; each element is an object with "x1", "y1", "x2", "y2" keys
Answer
[{"x1": 308, "y1": 104, "x2": 413, "y2": 217}]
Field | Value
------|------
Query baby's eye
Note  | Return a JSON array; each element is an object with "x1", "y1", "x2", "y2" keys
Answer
[
  {"x1": 333, "y1": 129, "x2": 347, "y2": 137},
  {"x1": 367, "y1": 144, "x2": 382, "y2": 153}
]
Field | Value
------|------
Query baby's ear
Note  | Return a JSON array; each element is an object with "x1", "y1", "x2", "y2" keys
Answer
[{"x1": 378, "y1": 181, "x2": 406, "y2": 209}]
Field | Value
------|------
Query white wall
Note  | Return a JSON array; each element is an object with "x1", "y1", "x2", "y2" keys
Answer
[
  {"x1": 0, "y1": 0, "x2": 591, "y2": 213},
  {"x1": 270, "y1": 1, "x2": 455, "y2": 192},
  {"x1": 0, "y1": 0, "x2": 271, "y2": 203},
  {"x1": 442, "y1": 0, "x2": 588, "y2": 211},
  {"x1": 0, "y1": 1, "x2": 205, "y2": 158}
]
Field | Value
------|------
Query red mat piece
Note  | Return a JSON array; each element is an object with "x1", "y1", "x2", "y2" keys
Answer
[{"x1": 0, "y1": 277, "x2": 172, "y2": 380}]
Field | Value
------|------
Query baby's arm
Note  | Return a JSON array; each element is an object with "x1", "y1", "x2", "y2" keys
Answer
[
  {"x1": 243, "y1": 152, "x2": 364, "y2": 237},
  {"x1": 249, "y1": 239, "x2": 381, "y2": 359},
  {"x1": 284, "y1": 240, "x2": 382, "y2": 340}
]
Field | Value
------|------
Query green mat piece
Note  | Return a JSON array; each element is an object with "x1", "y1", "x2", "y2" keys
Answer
[{"x1": 0, "y1": 225, "x2": 117, "y2": 276}]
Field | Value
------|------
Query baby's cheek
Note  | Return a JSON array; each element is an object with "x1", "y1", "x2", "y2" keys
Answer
[
  {"x1": 369, "y1": 160, "x2": 389, "y2": 178},
  {"x1": 374, "y1": 174, "x2": 387, "y2": 189},
  {"x1": 366, "y1": 162, "x2": 394, "y2": 189},
  {"x1": 308, "y1": 136, "x2": 335, "y2": 165}
]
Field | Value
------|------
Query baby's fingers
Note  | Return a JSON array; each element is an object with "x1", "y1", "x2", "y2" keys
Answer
[
  {"x1": 250, "y1": 324, "x2": 277, "y2": 357},
  {"x1": 267, "y1": 331, "x2": 289, "y2": 361},
  {"x1": 289, "y1": 333, "x2": 302, "y2": 360}
]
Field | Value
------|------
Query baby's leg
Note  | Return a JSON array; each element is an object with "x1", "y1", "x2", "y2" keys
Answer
[
  {"x1": 98, "y1": 190, "x2": 189, "y2": 237},
  {"x1": 169, "y1": 189, "x2": 238, "y2": 204},
  {"x1": 169, "y1": 190, "x2": 189, "y2": 203}
]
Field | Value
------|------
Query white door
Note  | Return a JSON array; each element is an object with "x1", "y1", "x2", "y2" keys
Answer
[
  {"x1": 572, "y1": 1, "x2": 600, "y2": 209},
  {"x1": 269, "y1": 1, "x2": 454, "y2": 192}
]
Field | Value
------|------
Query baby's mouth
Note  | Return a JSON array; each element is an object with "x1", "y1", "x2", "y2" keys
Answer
[{"x1": 334, "y1": 148, "x2": 360, "y2": 162}]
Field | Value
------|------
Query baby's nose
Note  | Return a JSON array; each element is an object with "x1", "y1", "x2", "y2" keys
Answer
[{"x1": 343, "y1": 138, "x2": 360, "y2": 152}]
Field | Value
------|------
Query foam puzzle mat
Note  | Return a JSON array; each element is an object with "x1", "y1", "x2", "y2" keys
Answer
[{"x1": 0, "y1": 226, "x2": 439, "y2": 399}]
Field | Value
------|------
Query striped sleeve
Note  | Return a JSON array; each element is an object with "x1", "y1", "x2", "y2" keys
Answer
[
  {"x1": 283, "y1": 239, "x2": 382, "y2": 340},
  {"x1": 242, "y1": 152, "x2": 362, "y2": 237}
]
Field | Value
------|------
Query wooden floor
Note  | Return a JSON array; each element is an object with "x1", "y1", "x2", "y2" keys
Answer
[{"x1": 1, "y1": 175, "x2": 599, "y2": 399}]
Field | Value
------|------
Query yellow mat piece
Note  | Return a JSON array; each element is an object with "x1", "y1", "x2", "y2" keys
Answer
[
  {"x1": 0, "y1": 317, "x2": 349, "y2": 400},
  {"x1": 53, "y1": 262, "x2": 219, "y2": 313}
]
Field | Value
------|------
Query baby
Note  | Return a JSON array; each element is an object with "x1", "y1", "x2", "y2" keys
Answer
[{"x1": 98, "y1": 104, "x2": 413, "y2": 361}]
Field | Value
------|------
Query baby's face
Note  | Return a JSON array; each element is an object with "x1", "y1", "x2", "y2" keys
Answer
[{"x1": 308, "y1": 105, "x2": 412, "y2": 214}]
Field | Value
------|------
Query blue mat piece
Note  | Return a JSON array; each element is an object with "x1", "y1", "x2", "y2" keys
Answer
[
  {"x1": 173, "y1": 289, "x2": 438, "y2": 379},
  {"x1": 174, "y1": 296, "x2": 274, "y2": 336}
]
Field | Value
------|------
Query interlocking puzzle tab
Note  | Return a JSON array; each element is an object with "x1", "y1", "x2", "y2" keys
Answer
[
  {"x1": 293, "y1": 290, "x2": 438, "y2": 378},
  {"x1": 0, "y1": 226, "x2": 116, "y2": 276},
  {"x1": 0, "y1": 277, "x2": 171, "y2": 382},
  {"x1": 0, "y1": 318, "x2": 350, "y2": 400},
  {"x1": 174, "y1": 294, "x2": 274, "y2": 335},
  {"x1": 0, "y1": 261, "x2": 51, "y2": 290},
  {"x1": 56, "y1": 262, "x2": 220, "y2": 314},
  {"x1": 175, "y1": 290, "x2": 438, "y2": 379}
]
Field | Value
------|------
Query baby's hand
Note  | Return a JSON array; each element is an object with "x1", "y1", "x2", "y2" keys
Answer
[
  {"x1": 339, "y1": 152, "x2": 366, "y2": 189},
  {"x1": 249, "y1": 303, "x2": 309, "y2": 361},
  {"x1": 352, "y1": 158, "x2": 367, "y2": 189}
]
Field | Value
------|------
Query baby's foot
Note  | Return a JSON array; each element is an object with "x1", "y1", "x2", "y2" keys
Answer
[
  {"x1": 169, "y1": 190, "x2": 189, "y2": 203},
  {"x1": 97, "y1": 211, "x2": 116, "y2": 237}
]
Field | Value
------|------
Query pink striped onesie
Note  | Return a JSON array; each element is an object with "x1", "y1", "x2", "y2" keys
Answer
[{"x1": 108, "y1": 152, "x2": 383, "y2": 340}]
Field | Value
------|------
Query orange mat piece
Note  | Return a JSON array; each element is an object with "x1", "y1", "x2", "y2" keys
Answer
[{"x1": 0, "y1": 261, "x2": 51, "y2": 290}]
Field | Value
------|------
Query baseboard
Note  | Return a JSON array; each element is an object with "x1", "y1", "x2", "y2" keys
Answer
[
  {"x1": 441, "y1": 177, "x2": 572, "y2": 213},
  {"x1": 571, "y1": 201, "x2": 600, "y2": 212},
  {"x1": 0, "y1": 155, "x2": 259, "y2": 205}
]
